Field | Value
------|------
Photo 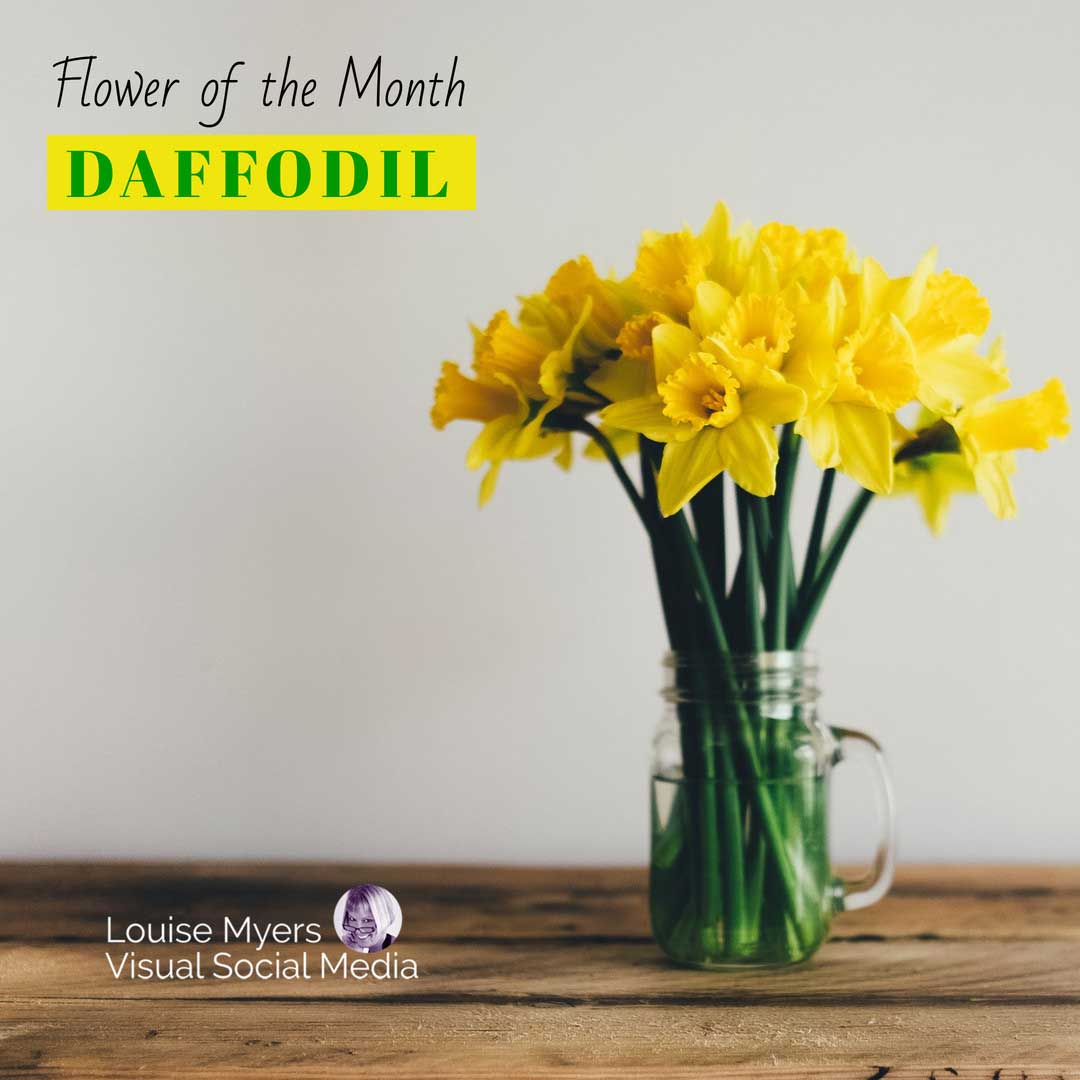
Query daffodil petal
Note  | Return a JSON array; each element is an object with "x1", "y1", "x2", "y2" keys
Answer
[
  {"x1": 972, "y1": 453, "x2": 1018, "y2": 519},
  {"x1": 652, "y1": 323, "x2": 700, "y2": 384},
  {"x1": 892, "y1": 247, "x2": 937, "y2": 322},
  {"x1": 601, "y1": 396, "x2": 679, "y2": 443},
  {"x1": 715, "y1": 417, "x2": 779, "y2": 497},
  {"x1": 657, "y1": 429, "x2": 725, "y2": 516},
  {"x1": 430, "y1": 362, "x2": 519, "y2": 430},
  {"x1": 586, "y1": 355, "x2": 649, "y2": 403},
  {"x1": 538, "y1": 295, "x2": 592, "y2": 401},
  {"x1": 739, "y1": 368, "x2": 807, "y2": 425},
  {"x1": 859, "y1": 257, "x2": 891, "y2": 330},
  {"x1": 744, "y1": 244, "x2": 779, "y2": 295},
  {"x1": 795, "y1": 406, "x2": 842, "y2": 470},
  {"x1": 831, "y1": 402, "x2": 894, "y2": 493},
  {"x1": 466, "y1": 415, "x2": 519, "y2": 471},
  {"x1": 916, "y1": 339, "x2": 1011, "y2": 413},
  {"x1": 700, "y1": 201, "x2": 731, "y2": 276},
  {"x1": 688, "y1": 280, "x2": 733, "y2": 338},
  {"x1": 478, "y1": 462, "x2": 502, "y2": 506},
  {"x1": 960, "y1": 378, "x2": 1070, "y2": 453},
  {"x1": 892, "y1": 454, "x2": 974, "y2": 535}
]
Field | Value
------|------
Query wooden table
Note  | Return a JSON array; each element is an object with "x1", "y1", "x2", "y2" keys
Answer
[{"x1": 0, "y1": 863, "x2": 1077, "y2": 1077}]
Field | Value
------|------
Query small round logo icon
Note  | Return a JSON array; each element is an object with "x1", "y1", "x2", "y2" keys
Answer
[{"x1": 333, "y1": 885, "x2": 403, "y2": 953}]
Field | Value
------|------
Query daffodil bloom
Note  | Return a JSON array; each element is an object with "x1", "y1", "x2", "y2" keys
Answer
[
  {"x1": 788, "y1": 249, "x2": 1011, "y2": 495},
  {"x1": 600, "y1": 282, "x2": 806, "y2": 514},
  {"x1": 888, "y1": 411, "x2": 975, "y2": 532},
  {"x1": 433, "y1": 198, "x2": 1069, "y2": 526},
  {"x1": 529, "y1": 256, "x2": 640, "y2": 377},
  {"x1": 892, "y1": 452, "x2": 976, "y2": 535},
  {"x1": 432, "y1": 278, "x2": 597, "y2": 503},
  {"x1": 431, "y1": 360, "x2": 518, "y2": 431},
  {"x1": 431, "y1": 359, "x2": 573, "y2": 504},
  {"x1": 629, "y1": 201, "x2": 759, "y2": 317},
  {"x1": 949, "y1": 377, "x2": 1070, "y2": 519},
  {"x1": 631, "y1": 227, "x2": 710, "y2": 317},
  {"x1": 882, "y1": 256, "x2": 1010, "y2": 414},
  {"x1": 891, "y1": 374, "x2": 1071, "y2": 529},
  {"x1": 790, "y1": 297, "x2": 920, "y2": 494},
  {"x1": 431, "y1": 253, "x2": 644, "y2": 504}
]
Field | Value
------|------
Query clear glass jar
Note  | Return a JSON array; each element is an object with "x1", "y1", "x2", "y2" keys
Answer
[{"x1": 650, "y1": 651, "x2": 895, "y2": 968}]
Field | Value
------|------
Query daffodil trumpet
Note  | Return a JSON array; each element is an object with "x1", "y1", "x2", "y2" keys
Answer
[{"x1": 431, "y1": 201, "x2": 1070, "y2": 965}]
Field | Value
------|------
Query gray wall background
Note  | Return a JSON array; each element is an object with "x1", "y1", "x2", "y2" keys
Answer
[{"x1": 2, "y1": 1, "x2": 1077, "y2": 864}]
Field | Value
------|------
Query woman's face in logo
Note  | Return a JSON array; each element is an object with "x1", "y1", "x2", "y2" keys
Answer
[
  {"x1": 341, "y1": 894, "x2": 381, "y2": 949},
  {"x1": 334, "y1": 885, "x2": 402, "y2": 953}
]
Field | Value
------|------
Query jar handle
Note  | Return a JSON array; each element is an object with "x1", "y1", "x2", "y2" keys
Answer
[{"x1": 831, "y1": 726, "x2": 896, "y2": 912}]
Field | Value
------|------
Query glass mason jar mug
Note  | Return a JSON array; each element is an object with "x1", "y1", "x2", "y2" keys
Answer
[{"x1": 650, "y1": 651, "x2": 895, "y2": 967}]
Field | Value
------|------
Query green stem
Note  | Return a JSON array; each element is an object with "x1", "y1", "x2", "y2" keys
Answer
[
  {"x1": 638, "y1": 439, "x2": 682, "y2": 650},
  {"x1": 725, "y1": 550, "x2": 748, "y2": 653},
  {"x1": 735, "y1": 491, "x2": 765, "y2": 654},
  {"x1": 798, "y1": 468, "x2": 834, "y2": 608},
  {"x1": 673, "y1": 512, "x2": 730, "y2": 655},
  {"x1": 640, "y1": 439, "x2": 723, "y2": 942},
  {"x1": 793, "y1": 488, "x2": 875, "y2": 648},
  {"x1": 749, "y1": 498, "x2": 771, "y2": 578},
  {"x1": 691, "y1": 476, "x2": 727, "y2": 610},
  {"x1": 671, "y1": 510, "x2": 810, "y2": 952},
  {"x1": 736, "y1": 491, "x2": 768, "y2": 943},
  {"x1": 767, "y1": 426, "x2": 799, "y2": 649},
  {"x1": 672, "y1": 511, "x2": 745, "y2": 949},
  {"x1": 747, "y1": 499, "x2": 775, "y2": 646}
]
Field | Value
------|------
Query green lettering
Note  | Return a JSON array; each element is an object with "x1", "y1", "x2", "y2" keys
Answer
[
  {"x1": 120, "y1": 150, "x2": 162, "y2": 198},
  {"x1": 223, "y1": 150, "x2": 256, "y2": 198},
  {"x1": 175, "y1": 149, "x2": 210, "y2": 198},
  {"x1": 381, "y1": 149, "x2": 399, "y2": 197},
  {"x1": 412, "y1": 150, "x2": 448, "y2": 198},
  {"x1": 68, "y1": 150, "x2": 112, "y2": 198},
  {"x1": 266, "y1": 150, "x2": 311, "y2": 199},
  {"x1": 324, "y1": 150, "x2": 368, "y2": 198}
]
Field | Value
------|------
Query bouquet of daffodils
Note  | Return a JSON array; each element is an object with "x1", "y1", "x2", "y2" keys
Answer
[{"x1": 431, "y1": 201, "x2": 1069, "y2": 963}]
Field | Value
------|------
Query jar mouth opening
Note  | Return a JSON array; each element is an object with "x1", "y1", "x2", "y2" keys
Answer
[
  {"x1": 663, "y1": 650, "x2": 817, "y2": 676},
  {"x1": 662, "y1": 650, "x2": 819, "y2": 707}
]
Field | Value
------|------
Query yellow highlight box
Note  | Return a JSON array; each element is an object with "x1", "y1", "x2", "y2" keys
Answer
[{"x1": 46, "y1": 134, "x2": 475, "y2": 210}]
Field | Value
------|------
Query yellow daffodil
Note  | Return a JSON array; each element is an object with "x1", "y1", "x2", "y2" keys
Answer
[
  {"x1": 892, "y1": 452, "x2": 976, "y2": 534},
  {"x1": 600, "y1": 282, "x2": 806, "y2": 513},
  {"x1": 783, "y1": 248, "x2": 1005, "y2": 496},
  {"x1": 431, "y1": 360, "x2": 518, "y2": 431},
  {"x1": 716, "y1": 293, "x2": 796, "y2": 371},
  {"x1": 536, "y1": 255, "x2": 639, "y2": 364},
  {"x1": 432, "y1": 280, "x2": 595, "y2": 504},
  {"x1": 791, "y1": 304, "x2": 920, "y2": 495},
  {"x1": 895, "y1": 259, "x2": 1010, "y2": 414},
  {"x1": 579, "y1": 311, "x2": 670, "y2": 412},
  {"x1": 431, "y1": 251, "x2": 648, "y2": 504},
  {"x1": 891, "y1": 373, "x2": 1070, "y2": 529},
  {"x1": 757, "y1": 222, "x2": 854, "y2": 286},
  {"x1": 629, "y1": 202, "x2": 756, "y2": 317},
  {"x1": 950, "y1": 376, "x2": 1070, "y2": 519},
  {"x1": 433, "y1": 198, "x2": 1068, "y2": 522},
  {"x1": 631, "y1": 227, "x2": 710, "y2": 317},
  {"x1": 431, "y1": 358, "x2": 573, "y2": 505}
]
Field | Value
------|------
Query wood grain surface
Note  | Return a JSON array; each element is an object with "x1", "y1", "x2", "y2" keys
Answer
[{"x1": 1, "y1": 863, "x2": 1078, "y2": 1077}]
